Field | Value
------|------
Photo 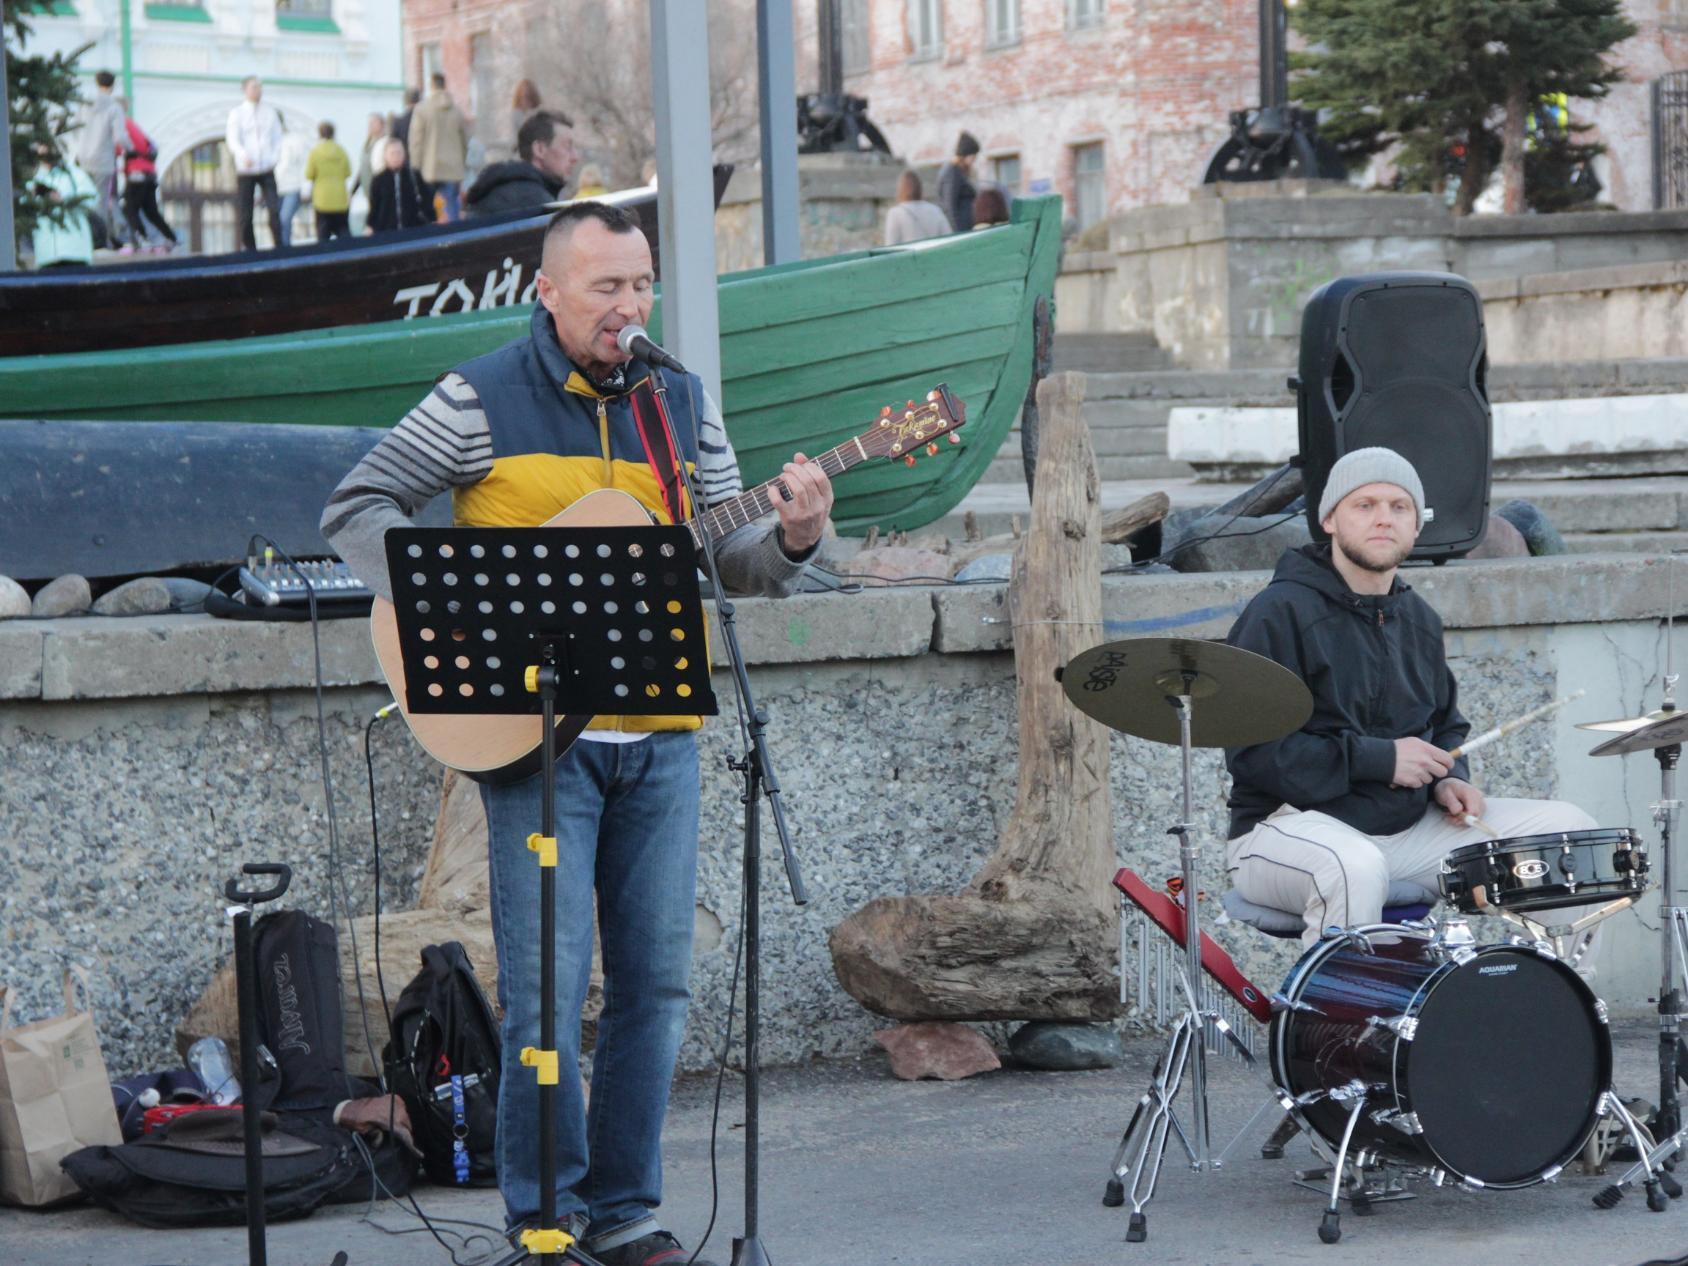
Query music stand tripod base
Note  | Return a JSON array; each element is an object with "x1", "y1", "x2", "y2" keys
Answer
[{"x1": 387, "y1": 524, "x2": 717, "y2": 1265}]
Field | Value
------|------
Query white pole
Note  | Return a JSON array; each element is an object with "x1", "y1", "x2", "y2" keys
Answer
[
  {"x1": 649, "y1": 0, "x2": 723, "y2": 405},
  {"x1": 755, "y1": 0, "x2": 800, "y2": 265}
]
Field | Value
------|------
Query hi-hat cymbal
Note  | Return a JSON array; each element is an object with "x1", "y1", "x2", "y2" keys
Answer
[
  {"x1": 1060, "y1": 637, "x2": 1313, "y2": 748},
  {"x1": 1589, "y1": 709, "x2": 1688, "y2": 757},
  {"x1": 1579, "y1": 708, "x2": 1679, "y2": 734}
]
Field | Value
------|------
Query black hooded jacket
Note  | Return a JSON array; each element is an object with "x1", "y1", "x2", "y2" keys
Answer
[
  {"x1": 1224, "y1": 544, "x2": 1470, "y2": 840},
  {"x1": 464, "y1": 161, "x2": 562, "y2": 217}
]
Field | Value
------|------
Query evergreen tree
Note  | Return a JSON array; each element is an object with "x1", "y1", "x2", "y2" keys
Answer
[
  {"x1": 1292, "y1": 0, "x2": 1635, "y2": 215},
  {"x1": 6, "y1": 0, "x2": 90, "y2": 248}
]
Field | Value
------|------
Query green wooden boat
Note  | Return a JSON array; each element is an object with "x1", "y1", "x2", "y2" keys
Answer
[{"x1": 0, "y1": 196, "x2": 1060, "y2": 536}]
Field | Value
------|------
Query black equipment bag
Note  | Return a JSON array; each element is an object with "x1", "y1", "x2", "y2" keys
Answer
[
  {"x1": 383, "y1": 942, "x2": 501, "y2": 1187},
  {"x1": 60, "y1": 1109, "x2": 413, "y2": 1227},
  {"x1": 251, "y1": 909, "x2": 347, "y2": 1116},
  {"x1": 1294, "y1": 271, "x2": 1492, "y2": 562}
]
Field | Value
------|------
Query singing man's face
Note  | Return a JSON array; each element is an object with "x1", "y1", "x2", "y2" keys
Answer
[
  {"x1": 1322, "y1": 481, "x2": 1419, "y2": 573},
  {"x1": 535, "y1": 219, "x2": 655, "y2": 371}
]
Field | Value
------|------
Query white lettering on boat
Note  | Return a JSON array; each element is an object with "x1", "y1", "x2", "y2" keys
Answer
[{"x1": 394, "y1": 257, "x2": 535, "y2": 319}]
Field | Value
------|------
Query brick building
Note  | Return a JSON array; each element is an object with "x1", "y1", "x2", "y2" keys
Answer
[
  {"x1": 807, "y1": 0, "x2": 1687, "y2": 220},
  {"x1": 397, "y1": 0, "x2": 1686, "y2": 222}
]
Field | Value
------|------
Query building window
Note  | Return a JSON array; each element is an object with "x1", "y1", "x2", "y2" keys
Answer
[
  {"x1": 420, "y1": 43, "x2": 443, "y2": 87},
  {"x1": 985, "y1": 0, "x2": 1019, "y2": 47},
  {"x1": 1068, "y1": 0, "x2": 1104, "y2": 30},
  {"x1": 469, "y1": 32, "x2": 494, "y2": 118},
  {"x1": 992, "y1": 153, "x2": 1021, "y2": 197},
  {"x1": 1072, "y1": 141, "x2": 1105, "y2": 228},
  {"x1": 842, "y1": 0, "x2": 870, "y2": 75},
  {"x1": 908, "y1": 0, "x2": 942, "y2": 59},
  {"x1": 277, "y1": 0, "x2": 331, "y2": 17}
]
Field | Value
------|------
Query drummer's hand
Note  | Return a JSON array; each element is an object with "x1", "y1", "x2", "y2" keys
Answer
[
  {"x1": 1435, "y1": 778, "x2": 1486, "y2": 823},
  {"x1": 1391, "y1": 737, "x2": 1455, "y2": 788},
  {"x1": 773, "y1": 452, "x2": 833, "y2": 556}
]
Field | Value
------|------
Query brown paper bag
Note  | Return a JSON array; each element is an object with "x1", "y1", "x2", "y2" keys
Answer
[{"x1": 0, "y1": 967, "x2": 123, "y2": 1206}]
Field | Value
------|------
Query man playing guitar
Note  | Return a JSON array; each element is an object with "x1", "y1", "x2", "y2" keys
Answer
[{"x1": 323, "y1": 201, "x2": 831, "y2": 1266}]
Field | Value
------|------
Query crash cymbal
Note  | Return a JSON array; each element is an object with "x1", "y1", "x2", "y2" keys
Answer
[
  {"x1": 1579, "y1": 708, "x2": 1680, "y2": 735},
  {"x1": 1060, "y1": 637, "x2": 1313, "y2": 748},
  {"x1": 1589, "y1": 709, "x2": 1688, "y2": 757}
]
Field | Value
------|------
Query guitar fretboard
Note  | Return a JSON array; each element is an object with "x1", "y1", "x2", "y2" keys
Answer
[{"x1": 687, "y1": 439, "x2": 864, "y2": 545}]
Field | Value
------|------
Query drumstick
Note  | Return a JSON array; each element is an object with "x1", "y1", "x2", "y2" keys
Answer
[
  {"x1": 1447, "y1": 690, "x2": 1586, "y2": 760},
  {"x1": 1461, "y1": 813, "x2": 1502, "y2": 839}
]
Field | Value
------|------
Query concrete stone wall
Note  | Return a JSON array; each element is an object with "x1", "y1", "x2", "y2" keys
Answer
[
  {"x1": 1093, "y1": 186, "x2": 1688, "y2": 368},
  {"x1": 1, "y1": 555, "x2": 1682, "y2": 1078},
  {"x1": 1478, "y1": 261, "x2": 1688, "y2": 367},
  {"x1": 713, "y1": 154, "x2": 903, "y2": 274}
]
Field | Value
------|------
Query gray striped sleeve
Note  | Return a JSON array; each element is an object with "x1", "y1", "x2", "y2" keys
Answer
[
  {"x1": 320, "y1": 373, "x2": 491, "y2": 599},
  {"x1": 696, "y1": 388, "x2": 816, "y2": 598}
]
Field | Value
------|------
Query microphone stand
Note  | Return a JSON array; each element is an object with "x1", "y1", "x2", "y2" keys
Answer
[{"x1": 645, "y1": 361, "x2": 808, "y2": 1266}]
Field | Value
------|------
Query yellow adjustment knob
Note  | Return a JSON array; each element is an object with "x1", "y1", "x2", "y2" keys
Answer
[
  {"x1": 520, "y1": 1046, "x2": 560, "y2": 1085},
  {"x1": 527, "y1": 833, "x2": 557, "y2": 868},
  {"x1": 520, "y1": 1228, "x2": 575, "y2": 1255},
  {"x1": 525, "y1": 665, "x2": 540, "y2": 693}
]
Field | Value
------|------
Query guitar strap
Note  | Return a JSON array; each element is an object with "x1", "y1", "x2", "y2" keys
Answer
[{"x1": 628, "y1": 375, "x2": 691, "y2": 525}]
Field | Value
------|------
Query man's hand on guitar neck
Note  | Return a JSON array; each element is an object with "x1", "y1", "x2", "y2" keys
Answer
[{"x1": 773, "y1": 452, "x2": 834, "y2": 556}]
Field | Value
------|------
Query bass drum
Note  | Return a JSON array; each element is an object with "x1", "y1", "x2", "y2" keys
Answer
[{"x1": 1270, "y1": 924, "x2": 1611, "y2": 1187}]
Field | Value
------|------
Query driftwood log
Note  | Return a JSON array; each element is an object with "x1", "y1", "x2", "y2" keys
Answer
[
  {"x1": 829, "y1": 372, "x2": 1118, "y2": 1021},
  {"x1": 178, "y1": 768, "x2": 605, "y2": 1077}
]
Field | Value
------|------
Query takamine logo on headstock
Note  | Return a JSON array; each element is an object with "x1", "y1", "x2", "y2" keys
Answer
[{"x1": 866, "y1": 385, "x2": 967, "y2": 467}]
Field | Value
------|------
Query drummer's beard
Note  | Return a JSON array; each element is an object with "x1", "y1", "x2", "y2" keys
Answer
[{"x1": 1333, "y1": 531, "x2": 1413, "y2": 574}]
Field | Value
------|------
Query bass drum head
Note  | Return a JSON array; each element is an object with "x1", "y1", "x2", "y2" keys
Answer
[{"x1": 1408, "y1": 947, "x2": 1610, "y2": 1186}]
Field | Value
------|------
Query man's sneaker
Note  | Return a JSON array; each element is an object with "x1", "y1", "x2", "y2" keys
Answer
[{"x1": 590, "y1": 1230, "x2": 718, "y2": 1266}]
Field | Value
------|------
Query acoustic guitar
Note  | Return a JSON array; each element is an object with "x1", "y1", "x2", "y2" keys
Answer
[{"x1": 371, "y1": 384, "x2": 967, "y2": 783}]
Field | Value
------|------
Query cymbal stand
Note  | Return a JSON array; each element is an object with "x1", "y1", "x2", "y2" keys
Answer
[{"x1": 1105, "y1": 685, "x2": 1221, "y2": 1243}]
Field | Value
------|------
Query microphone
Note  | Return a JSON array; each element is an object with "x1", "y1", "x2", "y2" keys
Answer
[{"x1": 615, "y1": 324, "x2": 687, "y2": 375}]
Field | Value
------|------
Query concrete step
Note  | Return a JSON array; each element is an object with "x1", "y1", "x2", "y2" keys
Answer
[
  {"x1": 1563, "y1": 530, "x2": 1688, "y2": 555},
  {"x1": 981, "y1": 452, "x2": 1194, "y2": 484},
  {"x1": 1053, "y1": 332, "x2": 1174, "y2": 374}
]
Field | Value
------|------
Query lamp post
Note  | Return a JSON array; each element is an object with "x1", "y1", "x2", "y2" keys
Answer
[{"x1": 1202, "y1": 0, "x2": 1340, "y2": 183}]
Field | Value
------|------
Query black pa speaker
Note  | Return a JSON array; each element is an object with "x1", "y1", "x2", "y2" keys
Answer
[{"x1": 1294, "y1": 272, "x2": 1492, "y2": 561}]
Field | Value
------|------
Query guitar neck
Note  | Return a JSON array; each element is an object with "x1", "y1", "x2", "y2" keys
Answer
[{"x1": 687, "y1": 437, "x2": 865, "y2": 545}]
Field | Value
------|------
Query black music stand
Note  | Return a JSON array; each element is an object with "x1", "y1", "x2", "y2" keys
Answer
[{"x1": 386, "y1": 522, "x2": 718, "y2": 1264}]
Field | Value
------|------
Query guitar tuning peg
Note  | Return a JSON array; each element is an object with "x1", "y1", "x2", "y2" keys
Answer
[
  {"x1": 906, "y1": 399, "x2": 915, "y2": 408},
  {"x1": 947, "y1": 432, "x2": 961, "y2": 444},
  {"x1": 904, "y1": 454, "x2": 917, "y2": 468},
  {"x1": 926, "y1": 442, "x2": 939, "y2": 457}
]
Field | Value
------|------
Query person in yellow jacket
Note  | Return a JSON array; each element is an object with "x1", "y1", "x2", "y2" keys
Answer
[{"x1": 304, "y1": 121, "x2": 353, "y2": 241}]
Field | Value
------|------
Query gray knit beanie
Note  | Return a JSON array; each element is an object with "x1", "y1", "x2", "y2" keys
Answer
[{"x1": 1317, "y1": 447, "x2": 1425, "y2": 526}]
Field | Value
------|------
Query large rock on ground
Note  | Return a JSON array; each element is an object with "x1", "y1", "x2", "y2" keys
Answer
[
  {"x1": 419, "y1": 768, "x2": 491, "y2": 911},
  {"x1": 0, "y1": 575, "x2": 28, "y2": 619},
  {"x1": 1008, "y1": 1021, "x2": 1123, "y2": 1071},
  {"x1": 873, "y1": 1022, "x2": 1000, "y2": 1081},
  {"x1": 1466, "y1": 513, "x2": 1529, "y2": 560},
  {"x1": 31, "y1": 574, "x2": 91, "y2": 617}
]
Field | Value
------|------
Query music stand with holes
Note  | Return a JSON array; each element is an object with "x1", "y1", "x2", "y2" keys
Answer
[{"x1": 385, "y1": 523, "x2": 718, "y2": 1265}]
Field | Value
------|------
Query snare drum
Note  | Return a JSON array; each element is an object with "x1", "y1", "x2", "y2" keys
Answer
[
  {"x1": 1440, "y1": 828, "x2": 1648, "y2": 915},
  {"x1": 1271, "y1": 924, "x2": 1611, "y2": 1187}
]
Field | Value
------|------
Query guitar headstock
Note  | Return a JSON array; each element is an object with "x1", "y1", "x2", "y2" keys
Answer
[{"x1": 857, "y1": 384, "x2": 968, "y2": 467}]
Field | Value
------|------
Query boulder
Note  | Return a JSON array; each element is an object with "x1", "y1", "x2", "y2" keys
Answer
[
  {"x1": 1497, "y1": 499, "x2": 1568, "y2": 557},
  {"x1": 92, "y1": 576, "x2": 170, "y2": 616},
  {"x1": 1170, "y1": 514, "x2": 1311, "y2": 573},
  {"x1": 952, "y1": 553, "x2": 1012, "y2": 583},
  {"x1": 0, "y1": 575, "x2": 28, "y2": 619},
  {"x1": 873, "y1": 1022, "x2": 1001, "y2": 1081},
  {"x1": 31, "y1": 574, "x2": 91, "y2": 617},
  {"x1": 1466, "y1": 513, "x2": 1529, "y2": 560},
  {"x1": 1007, "y1": 1021, "x2": 1123, "y2": 1071}
]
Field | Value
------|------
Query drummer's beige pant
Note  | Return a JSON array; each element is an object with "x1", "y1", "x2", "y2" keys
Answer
[{"x1": 1228, "y1": 798, "x2": 1601, "y2": 963}]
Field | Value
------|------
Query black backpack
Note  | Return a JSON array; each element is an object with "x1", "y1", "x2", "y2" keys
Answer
[
  {"x1": 251, "y1": 908, "x2": 348, "y2": 1118},
  {"x1": 383, "y1": 942, "x2": 501, "y2": 1187},
  {"x1": 61, "y1": 1109, "x2": 414, "y2": 1227}
]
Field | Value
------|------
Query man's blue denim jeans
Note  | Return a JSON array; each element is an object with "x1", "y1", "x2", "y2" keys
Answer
[{"x1": 481, "y1": 731, "x2": 700, "y2": 1237}]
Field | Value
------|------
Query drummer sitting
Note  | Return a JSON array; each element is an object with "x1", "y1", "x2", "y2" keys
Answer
[{"x1": 1224, "y1": 448, "x2": 1598, "y2": 950}]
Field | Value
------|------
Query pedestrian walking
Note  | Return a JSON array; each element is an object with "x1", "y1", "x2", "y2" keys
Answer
[
  {"x1": 74, "y1": 69, "x2": 127, "y2": 247},
  {"x1": 937, "y1": 130, "x2": 981, "y2": 232},
  {"x1": 30, "y1": 143, "x2": 97, "y2": 268},
  {"x1": 367, "y1": 137, "x2": 430, "y2": 233},
  {"x1": 409, "y1": 72, "x2": 469, "y2": 221},
  {"x1": 225, "y1": 76, "x2": 285, "y2": 249},
  {"x1": 115, "y1": 107, "x2": 177, "y2": 254},
  {"x1": 274, "y1": 120, "x2": 311, "y2": 247},
  {"x1": 882, "y1": 170, "x2": 951, "y2": 244},
  {"x1": 305, "y1": 121, "x2": 353, "y2": 241}
]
